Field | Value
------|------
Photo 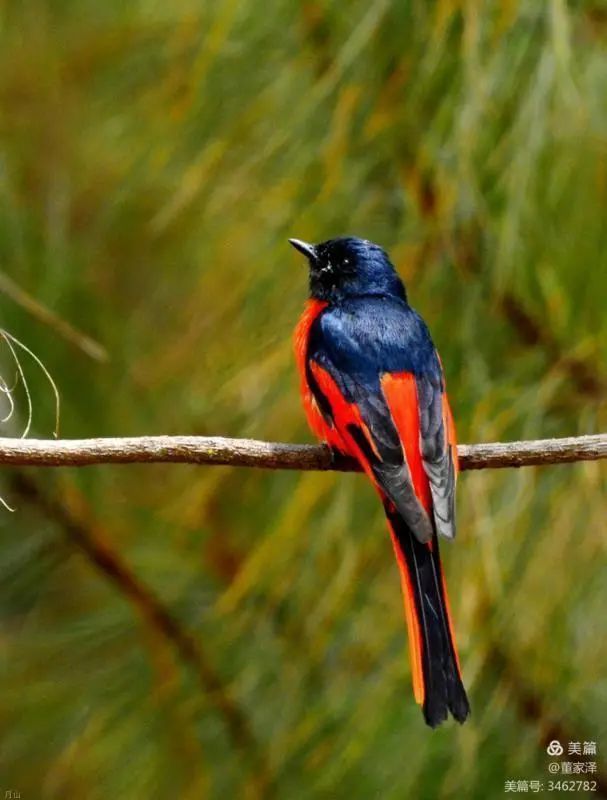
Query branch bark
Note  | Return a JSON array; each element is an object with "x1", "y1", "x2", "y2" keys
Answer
[{"x1": 0, "y1": 433, "x2": 605, "y2": 471}]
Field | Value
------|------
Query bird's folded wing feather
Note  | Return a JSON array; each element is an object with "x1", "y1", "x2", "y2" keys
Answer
[{"x1": 383, "y1": 371, "x2": 457, "y2": 540}]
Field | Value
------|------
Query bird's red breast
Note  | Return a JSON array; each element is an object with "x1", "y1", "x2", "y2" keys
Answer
[{"x1": 294, "y1": 299, "x2": 330, "y2": 442}]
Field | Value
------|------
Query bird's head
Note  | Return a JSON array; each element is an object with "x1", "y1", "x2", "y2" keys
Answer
[{"x1": 289, "y1": 236, "x2": 406, "y2": 302}]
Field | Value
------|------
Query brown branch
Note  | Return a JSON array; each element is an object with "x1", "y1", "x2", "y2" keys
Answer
[{"x1": 0, "y1": 433, "x2": 605, "y2": 471}]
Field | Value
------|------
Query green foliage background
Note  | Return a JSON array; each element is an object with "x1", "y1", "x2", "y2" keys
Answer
[{"x1": 0, "y1": 1, "x2": 606, "y2": 797}]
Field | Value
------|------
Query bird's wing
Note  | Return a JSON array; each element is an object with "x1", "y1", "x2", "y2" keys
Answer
[
  {"x1": 306, "y1": 300, "x2": 457, "y2": 542},
  {"x1": 383, "y1": 369, "x2": 458, "y2": 540}
]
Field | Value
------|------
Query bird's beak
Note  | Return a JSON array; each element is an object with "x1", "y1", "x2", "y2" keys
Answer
[{"x1": 289, "y1": 238, "x2": 317, "y2": 262}]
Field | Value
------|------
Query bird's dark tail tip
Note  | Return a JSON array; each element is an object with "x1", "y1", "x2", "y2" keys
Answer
[{"x1": 385, "y1": 504, "x2": 470, "y2": 728}]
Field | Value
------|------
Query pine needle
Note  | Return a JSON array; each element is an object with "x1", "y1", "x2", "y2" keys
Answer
[
  {"x1": 0, "y1": 329, "x2": 61, "y2": 438},
  {"x1": 0, "y1": 375, "x2": 16, "y2": 424}
]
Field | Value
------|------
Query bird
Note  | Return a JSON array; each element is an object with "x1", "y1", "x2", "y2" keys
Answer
[{"x1": 290, "y1": 235, "x2": 470, "y2": 727}]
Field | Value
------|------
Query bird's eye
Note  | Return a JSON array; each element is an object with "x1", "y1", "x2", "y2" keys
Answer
[{"x1": 343, "y1": 258, "x2": 350, "y2": 265}]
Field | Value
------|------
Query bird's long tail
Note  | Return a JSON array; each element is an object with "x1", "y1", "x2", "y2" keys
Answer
[{"x1": 384, "y1": 503, "x2": 470, "y2": 727}]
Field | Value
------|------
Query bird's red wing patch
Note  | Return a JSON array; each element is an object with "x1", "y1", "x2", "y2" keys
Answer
[{"x1": 380, "y1": 373, "x2": 432, "y2": 514}]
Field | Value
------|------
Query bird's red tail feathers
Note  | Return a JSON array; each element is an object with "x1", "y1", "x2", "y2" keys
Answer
[{"x1": 385, "y1": 505, "x2": 469, "y2": 727}]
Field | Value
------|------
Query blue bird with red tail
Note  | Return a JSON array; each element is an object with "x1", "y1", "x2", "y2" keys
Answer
[{"x1": 290, "y1": 236, "x2": 470, "y2": 727}]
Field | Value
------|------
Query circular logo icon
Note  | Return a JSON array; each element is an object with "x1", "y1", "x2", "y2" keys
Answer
[{"x1": 547, "y1": 740, "x2": 563, "y2": 756}]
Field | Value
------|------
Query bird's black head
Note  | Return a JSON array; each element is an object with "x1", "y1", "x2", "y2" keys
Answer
[{"x1": 289, "y1": 236, "x2": 406, "y2": 303}]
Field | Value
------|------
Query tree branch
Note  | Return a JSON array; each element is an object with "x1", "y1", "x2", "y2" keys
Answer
[{"x1": 0, "y1": 433, "x2": 605, "y2": 471}]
